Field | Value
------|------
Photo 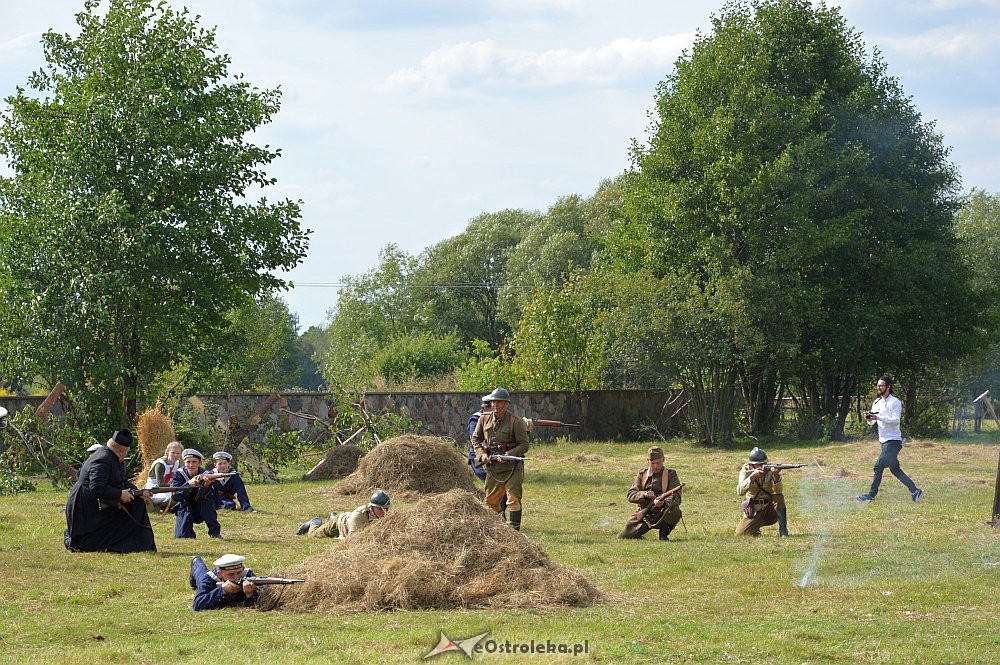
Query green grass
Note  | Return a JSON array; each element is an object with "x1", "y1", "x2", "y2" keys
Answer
[{"x1": 1, "y1": 436, "x2": 998, "y2": 664}]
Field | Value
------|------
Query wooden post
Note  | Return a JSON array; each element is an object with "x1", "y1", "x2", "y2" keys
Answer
[{"x1": 34, "y1": 382, "x2": 78, "y2": 482}]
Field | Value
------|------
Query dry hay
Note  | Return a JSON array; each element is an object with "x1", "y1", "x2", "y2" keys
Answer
[
  {"x1": 332, "y1": 434, "x2": 479, "y2": 498},
  {"x1": 134, "y1": 404, "x2": 176, "y2": 486},
  {"x1": 303, "y1": 444, "x2": 364, "y2": 481},
  {"x1": 258, "y1": 489, "x2": 601, "y2": 613}
]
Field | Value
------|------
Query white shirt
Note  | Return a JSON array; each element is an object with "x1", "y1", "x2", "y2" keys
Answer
[{"x1": 870, "y1": 393, "x2": 902, "y2": 443}]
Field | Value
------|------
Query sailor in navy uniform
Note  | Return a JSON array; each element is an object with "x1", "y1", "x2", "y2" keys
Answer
[
  {"x1": 210, "y1": 451, "x2": 254, "y2": 512},
  {"x1": 191, "y1": 553, "x2": 260, "y2": 611},
  {"x1": 170, "y1": 448, "x2": 223, "y2": 539}
]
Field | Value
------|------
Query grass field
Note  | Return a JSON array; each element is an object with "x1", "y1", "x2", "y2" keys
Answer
[{"x1": 1, "y1": 434, "x2": 998, "y2": 664}]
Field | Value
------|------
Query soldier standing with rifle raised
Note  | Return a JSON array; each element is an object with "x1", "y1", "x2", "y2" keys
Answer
[
  {"x1": 473, "y1": 387, "x2": 530, "y2": 531},
  {"x1": 619, "y1": 446, "x2": 683, "y2": 541}
]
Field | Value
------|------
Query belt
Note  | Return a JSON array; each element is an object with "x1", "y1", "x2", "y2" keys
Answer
[{"x1": 752, "y1": 498, "x2": 770, "y2": 504}]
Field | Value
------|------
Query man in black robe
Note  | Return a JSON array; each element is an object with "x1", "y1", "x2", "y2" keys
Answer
[{"x1": 64, "y1": 429, "x2": 157, "y2": 553}]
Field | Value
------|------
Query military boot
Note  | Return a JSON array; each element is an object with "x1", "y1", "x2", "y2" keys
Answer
[
  {"x1": 658, "y1": 523, "x2": 674, "y2": 541},
  {"x1": 189, "y1": 556, "x2": 205, "y2": 590},
  {"x1": 777, "y1": 505, "x2": 789, "y2": 538},
  {"x1": 509, "y1": 510, "x2": 522, "y2": 531},
  {"x1": 296, "y1": 517, "x2": 324, "y2": 536}
]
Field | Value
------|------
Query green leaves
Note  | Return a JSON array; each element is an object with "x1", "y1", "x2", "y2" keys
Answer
[{"x1": 0, "y1": 0, "x2": 308, "y2": 431}]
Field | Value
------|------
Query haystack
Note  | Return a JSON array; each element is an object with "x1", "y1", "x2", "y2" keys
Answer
[
  {"x1": 258, "y1": 489, "x2": 600, "y2": 612},
  {"x1": 332, "y1": 435, "x2": 479, "y2": 498},
  {"x1": 303, "y1": 444, "x2": 364, "y2": 481},
  {"x1": 134, "y1": 404, "x2": 176, "y2": 486}
]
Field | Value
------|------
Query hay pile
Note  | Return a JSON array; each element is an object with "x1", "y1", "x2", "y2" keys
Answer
[
  {"x1": 134, "y1": 404, "x2": 176, "y2": 486},
  {"x1": 303, "y1": 444, "x2": 364, "y2": 481},
  {"x1": 259, "y1": 489, "x2": 600, "y2": 612},
  {"x1": 332, "y1": 435, "x2": 479, "y2": 498}
]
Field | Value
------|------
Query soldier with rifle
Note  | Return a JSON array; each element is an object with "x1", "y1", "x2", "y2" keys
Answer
[
  {"x1": 170, "y1": 448, "x2": 230, "y2": 539},
  {"x1": 473, "y1": 387, "x2": 530, "y2": 531},
  {"x1": 189, "y1": 553, "x2": 302, "y2": 611},
  {"x1": 736, "y1": 447, "x2": 803, "y2": 537},
  {"x1": 619, "y1": 446, "x2": 683, "y2": 541}
]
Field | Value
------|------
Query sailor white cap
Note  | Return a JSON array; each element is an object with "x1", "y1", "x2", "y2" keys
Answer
[
  {"x1": 182, "y1": 448, "x2": 203, "y2": 460},
  {"x1": 212, "y1": 451, "x2": 233, "y2": 461},
  {"x1": 213, "y1": 554, "x2": 246, "y2": 571},
  {"x1": 86, "y1": 443, "x2": 104, "y2": 453}
]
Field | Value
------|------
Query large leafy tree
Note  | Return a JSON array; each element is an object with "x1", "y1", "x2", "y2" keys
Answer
[
  {"x1": 613, "y1": 0, "x2": 973, "y2": 441},
  {"x1": 0, "y1": 0, "x2": 309, "y2": 430}
]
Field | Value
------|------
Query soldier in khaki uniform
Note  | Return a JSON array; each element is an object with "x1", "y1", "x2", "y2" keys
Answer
[
  {"x1": 736, "y1": 447, "x2": 789, "y2": 537},
  {"x1": 472, "y1": 387, "x2": 530, "y2": 531},
  {"x1": 619, "y1": 446, "x2": 682, "y2": 540},
  {"x1": 295, "y1": 489, "x2": 391, "y2": 539}
]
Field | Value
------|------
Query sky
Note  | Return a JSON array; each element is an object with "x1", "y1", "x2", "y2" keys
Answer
[{"x1": 1, "y1": 0, "x2": 998, "y2": 329}]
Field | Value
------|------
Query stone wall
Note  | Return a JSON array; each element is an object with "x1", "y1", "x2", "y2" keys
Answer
[
  {"x1": 1, "y1": 390, "x2": 686, "y2": 446},
  {"x1": 184, "y1": 390, "x2": 687, "y2": 445}
]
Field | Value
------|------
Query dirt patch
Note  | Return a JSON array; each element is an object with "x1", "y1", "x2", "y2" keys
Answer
[
  {"x1": 258, "y1": 489, "x2": 601, "y2": 612},
  {"x1": 303, "y1": 445, "x2": 364, "y2": 481},
  {"x1": 563, "y1": 453, "x2": 605, "y2": 464},
  {"x1": 332, "y1": 434, "x2": 480, "y2": 499}
]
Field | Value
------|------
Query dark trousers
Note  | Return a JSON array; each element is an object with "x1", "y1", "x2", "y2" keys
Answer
[
  {"x1": 213, "y1": 476, "x2": 252, "y2": 511},
  {"x1": 175, "y1": 500, "x2": 221, "y2": 538},
  {"x1": 869, "y1": 440, "x2": 917, "y2": 497}
]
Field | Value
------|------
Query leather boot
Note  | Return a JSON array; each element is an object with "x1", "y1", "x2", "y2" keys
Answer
[
  {"x1": 658, "y1": 523, "x2": 674, "y2": 541},
  {"x1": 190, "y1": 556, "x2": 205, "y2": 589},
  {"x1": 777, "y1": 506, "x2": 789, "y2": 537},
  {"x1": 509, "y1": 510, "x2": 522, "y2": 531},
  {"x1": 296, "y1": 517, "x2": 324, "y2": 536}
]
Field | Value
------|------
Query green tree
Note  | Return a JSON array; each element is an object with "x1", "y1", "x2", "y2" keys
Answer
[
  {"x1": 418, "y1": 209, "x2": 539, "y2": 348},
  {"x1": 613, "y1": 0, "x2": 973, "y2": 441},
  {"x1": 319, "y1": 244, "x2": 423, "y2": 388},
  {"x1": 0, "y1": 0, "x2": 308, "y2": 431},
  {"x1": 510, "y1": 274, "x2": 607, "y2": 391},
  {"x1": 294, "y1": 325, "x2": 329, "y2": 391},
  {"x1": 198, "y1": 295, "x2": 303, "y2": 393}
]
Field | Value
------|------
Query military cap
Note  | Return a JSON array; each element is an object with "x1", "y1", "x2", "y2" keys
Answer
[
  {"x1": 111, "y1": 429, "x2": 133, "y2": 447},
  {"x1": 182, "y1": 448, "x2": 204, "y2": 460},
  {"x1": 748, "y1": 447, "x2": 768, "y2": 463},
  {"x1": 486, "y1": 387, "x2": 511, "y2": 402},
  {"x1": 647, "y1": 446, "x2": 665, "y2": 460},
  {"x1": 213, "y1": 554, "x2": 246, "y2": 571},
  {"x1": 212, "y1": 451, "x2": 233, "y2": 461}
]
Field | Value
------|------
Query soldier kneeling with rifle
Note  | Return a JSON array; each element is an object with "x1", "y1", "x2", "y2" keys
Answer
[
  {"x1": 736, "y1": 447, "x2": 805, "y2": 537},
  {"x1": 189, "y1": 553, "x2": 303, "y2": 611},
  {"x1": 619, "y1": 446, "x2": 683, "y2": 541}
]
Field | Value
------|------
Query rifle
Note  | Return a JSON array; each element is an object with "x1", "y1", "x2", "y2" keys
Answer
[
  {"x1": 531, "y1": 418, "x2": 581, "y2": 428},
  {"x1": 98, "y1": 486, "x2": 187, "y2": 511},
  {"x1": 216, "y1": 576, "x2": 305, "y2": 588},
  {"x1": 760, "y1": 463, "x2": 807, "y2": 472},
  {"x1": 489, "y1": 454, "x2": 529, "y2": 463},
  {"x1": 635, "y1": 483, "x2": 684, "y2": 519}
]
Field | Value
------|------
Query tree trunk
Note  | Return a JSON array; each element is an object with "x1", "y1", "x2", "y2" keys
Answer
[{"x1": 739, "y1": 362, "x2": 783, "y2": 436}]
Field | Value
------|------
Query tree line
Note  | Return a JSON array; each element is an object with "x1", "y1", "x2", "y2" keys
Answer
[{"x1": 1, "y1": 0, "x2": 997, "y2": 445}]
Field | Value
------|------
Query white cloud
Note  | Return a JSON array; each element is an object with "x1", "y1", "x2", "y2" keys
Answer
[
  {"x1": 881, "y1": 25, "x2": 994, "y2": 59},
  {"x1": 383, "y1": 33, "x2": 693, "y2": 94},
  {"x1": 0, "y1": 32, "x2": 42, "y2": 54}
]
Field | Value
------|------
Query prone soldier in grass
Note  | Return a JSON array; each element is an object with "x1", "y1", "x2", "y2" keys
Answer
[{"x1": 619, "y1": 446, "x2": 682, "y2": 541}]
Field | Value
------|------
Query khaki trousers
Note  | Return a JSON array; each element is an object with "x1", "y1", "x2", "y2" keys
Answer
[
  {"x1": 736, "y1": 494, "x2": 786, "y2": 536},
  {"x1": 484, "y1": 463, "x2": 524, "y2": 513}
]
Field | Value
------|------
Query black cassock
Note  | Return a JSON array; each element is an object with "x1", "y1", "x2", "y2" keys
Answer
[{"x1": 65, "y1": 447, "x2": 157, "y2": 553}]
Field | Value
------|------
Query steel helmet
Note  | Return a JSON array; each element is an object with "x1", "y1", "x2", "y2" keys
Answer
[
  {"x1": 368, "y1": 489, "x2": 391, "y2": 510},
  {"x1": 748, "y1": 447, "x2": 768, "y2": 463}
]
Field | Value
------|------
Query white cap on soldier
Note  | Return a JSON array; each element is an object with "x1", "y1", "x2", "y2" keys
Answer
[
  {"x1": 181, "y1": 448, "x2": 203, "y2": 460},
  {"x1": 212, "y1": 451, "x2": 233, "y2": 461},
  {"x1": 86, "y1": 443, "x2": 103, "y2": 453},
  {"x1": 213, "y1": 554, "x2": 246, "y2": 571}
]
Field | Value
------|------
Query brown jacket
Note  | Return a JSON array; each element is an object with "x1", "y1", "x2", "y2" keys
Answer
[
  {"x1": 472, "y1": 410, "x2": 529, "y2": 473},
  {"x1": 627, "y1": 467, "x2": 682, "y2": 510}
]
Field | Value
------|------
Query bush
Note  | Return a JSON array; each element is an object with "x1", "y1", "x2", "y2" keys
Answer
[
  {"x1": 455, "y1": 339, "x2": 518, "y2": 392},
  {"x1": 0, "y1": 463, "x2": 35, "y2": 496},
  {"x1": 907, "y1": 401, "x2": 951, "y2": 438},
  {"x1": 369, "y1": 332, "x2": 468, "y2": 385}
]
